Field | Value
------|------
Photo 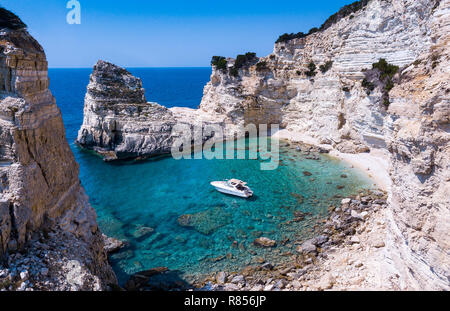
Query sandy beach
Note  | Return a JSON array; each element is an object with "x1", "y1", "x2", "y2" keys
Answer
[{"x1": 272, "y1": 129, "x2": 391, "y2": 191}]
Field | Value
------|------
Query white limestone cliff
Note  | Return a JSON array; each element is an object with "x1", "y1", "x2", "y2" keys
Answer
[{"x1": 0, "y1": 9, "x2": 116, "y2": 290}]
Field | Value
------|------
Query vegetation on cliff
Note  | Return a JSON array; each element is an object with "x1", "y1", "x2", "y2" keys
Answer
[
  {"x1": 362, "y1": 58, "x2": 399, "y2": 108},
  {"x1": 276, "y1": 0, "x2": 373, "y2": 43},
  {"x1": 211, "y1": 56, "x2": 228, "y2": 71},
  {"x1": 305, "y1": 62, "x2": 317, "y2": 77},
  {"x1": 211, "y1": 53, "x2": 258, "y2": 77},
  {"x1": 0, "y1": 7, "x2": 27, "y2": 30},
  {"x1": 319, "y1": 61, "x2": 333, "y2": 73},
  {"x1": 230, "y1": 52, "x2": 258, "y2": 77},
  {"x1": 256, "y1": 61, "x2": 269, "y2": 72}
]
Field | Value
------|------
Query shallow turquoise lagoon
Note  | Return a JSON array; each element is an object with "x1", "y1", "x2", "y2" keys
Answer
[
  {"x1": 76, "y1": 141, "x2": 374, "y2": 284},
  {"x1": 49, "y1": 68, "x2": 375, "y2": 285}
]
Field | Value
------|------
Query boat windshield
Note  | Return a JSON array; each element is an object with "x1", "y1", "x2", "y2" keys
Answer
[{"x1": 235, "y1": 184, "x2": 246, "y2": 191}]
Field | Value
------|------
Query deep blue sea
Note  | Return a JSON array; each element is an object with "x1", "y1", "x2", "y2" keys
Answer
[{"x1": 49, "y1": 68, "x2": 375, "y2": 285}]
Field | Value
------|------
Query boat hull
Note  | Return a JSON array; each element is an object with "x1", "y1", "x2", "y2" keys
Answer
[{"x1": 210, "y1": 181, "x2": 253, "y2": 198}]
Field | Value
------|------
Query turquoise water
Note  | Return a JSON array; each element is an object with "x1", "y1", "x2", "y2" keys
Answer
[{"x1": 49, "y1": 68, "x2": 375, "y2": 285}]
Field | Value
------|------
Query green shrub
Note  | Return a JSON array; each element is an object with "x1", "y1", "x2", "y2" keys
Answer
[
  {"x1": 320, "y1": 0, "x2": 370, "y2": 31},
  {"x1": 228, "y1": 52, "x2": 257, "y2": 77},
  {"x1": 275, "y1": 0, "x2": 371, "y2": 44},
  {"x1": 308, "y1": 27, "x2": 319, "y2": 35},
  {"x1": 276, "y1": 32, "x2": 307, "y2": 44},
  {"x1": 372, "y1": 58, "x2": 399, "y2": 80},
  {"x1": 211, "y1": 56, "x2": 228, "y2": 71},
  {"x1": 305, "y1": 62, "x2": 317, "y2": 77},
  {"x1": 0, "y1": 7, "x2": 27, "y2": 30},
  {"x1": 319, "y1": 61, "x2": 333, "y2": 73},
  {"x1": 296, "y1": 70, "x2": 302, "y2": 76},
  {"x1": 363, "y1": 58, "x2": 399, "y2": 109},
  {"x1": 342, "y1": 87, "x2": 350, "y2": 92},
  {"x1": 385, "y1": 79, "x2": 394, "y2": 92},
  {"x1": 362, "y1": 78, "x2": 375, "y2": 94},
  {"x1": 234, "y1": 52, "x2": 257, "y2": 69},
  {"x1": 256, "y1": 61, "x2": 268, "y2": 71},
  {"x1": 229, "y1": 67, "x2": 239, "y2": 77}
]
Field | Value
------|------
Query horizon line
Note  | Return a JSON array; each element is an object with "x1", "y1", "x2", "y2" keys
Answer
[{"x1": 48, "y1": 66, "x2": 212, "y2": 69}]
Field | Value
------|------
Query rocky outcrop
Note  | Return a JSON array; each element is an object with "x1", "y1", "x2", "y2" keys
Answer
[
  {"x1": 77, "y1": 61, "x2": 224, "y2": 160},
  {"x1": 0, "y1": 9, "x2": 116, "y2": 290},
  {"x1": 385, "y1": 25, "x2": 450, "y2": 289},
  {"x1": 77, "y1": 61, "x2": 176, "y2": 160}
]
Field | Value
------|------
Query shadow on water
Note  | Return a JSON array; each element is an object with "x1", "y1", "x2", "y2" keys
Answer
[
  {"x1": 144, "y1": 270, "x2": 193, "y2": 291},
  {"x1": 113, "y1": 263, "x2": 194, "y2": 290},
  {"x1": 213, "y1": 192, "x2": 259, "y2": 202}
]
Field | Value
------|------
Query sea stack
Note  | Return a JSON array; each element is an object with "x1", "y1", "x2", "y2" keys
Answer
[
  {"x1": 76, "y1": 60, "x2": 178, "y2": 160},
  {"x1": 77, "y1": 60, "x2": 227, "y2": 161},
  {"x1": 0, "y1": 8, "x2": 116, "y2": 290}
]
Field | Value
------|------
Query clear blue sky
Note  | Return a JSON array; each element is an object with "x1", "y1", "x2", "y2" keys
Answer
[{"x1": 2, "y1": 0, "x2": 354, "y2": 68}]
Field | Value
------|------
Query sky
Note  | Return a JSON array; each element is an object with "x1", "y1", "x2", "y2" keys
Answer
[{"x1": 1, "y1": 0, "x2": 354, "y2": 68}]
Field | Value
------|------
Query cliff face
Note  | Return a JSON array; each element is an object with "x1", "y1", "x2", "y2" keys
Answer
[
  {"x1": 0, "y1": 12, "x2": 116, "y2": 290},
  {"x1": 198, "y1": 0, "x2": 449, "y2": 289},
  {"x1": 200, "y1": 0, "x2": 443, "y2": 150},
  {"x1": 386, "y1": 18, "x2": 449, "y2": 288}
]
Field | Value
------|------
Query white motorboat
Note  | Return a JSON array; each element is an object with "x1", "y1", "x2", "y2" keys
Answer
[{"x1": 210, "y1": 179, "x2": 254, "y2": 198}]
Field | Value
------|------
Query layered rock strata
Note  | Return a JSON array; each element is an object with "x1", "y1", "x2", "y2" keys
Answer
[
  {"x1": 0, "y1": 10, "x2": 116, "y2": 290},
  {"x1": 200, "y1": 0, "x2": 450, "y2": 290},
  {"x1": 77, "y1": 61, "x2": 224, "y2": 161}
]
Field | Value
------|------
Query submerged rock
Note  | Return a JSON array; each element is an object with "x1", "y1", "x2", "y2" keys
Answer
[
  {"x1": 177, "y1": 207, "x2": 232, "y2": 235},
  {"x1": 131, "y1": 226, "x2": 154, "y2": 240},
  {"x1": 254, "y1": 237, "x2": 277, "y2": 248}
]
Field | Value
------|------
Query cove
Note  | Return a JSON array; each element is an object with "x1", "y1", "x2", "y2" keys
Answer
[
  {"x1": 49, "y1": 68, "x2": 375, "y2": 286},
  {"x1": 76, "y1": 138, "x2": 375, "y2": 285}
]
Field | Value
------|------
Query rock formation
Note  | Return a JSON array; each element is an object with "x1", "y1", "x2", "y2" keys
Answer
[
  {"x1": 0, "y1": 9, "x2": 116, "y2": 290},
  {"x1": 77, "y1": 61, "x2": 224, "y2": 161},
  {"x1": 77, "y1": 0, "x2": 449, "y2": 290},
  {"x1": 199, "y1": 0, "x2": 450, "y2": 290}
]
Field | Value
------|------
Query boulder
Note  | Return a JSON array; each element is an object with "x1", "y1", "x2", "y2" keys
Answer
[
  {"x1": 102, "y1": 234, "x2": 126, "y2": 253},
  {"x1": 298, "y1": 239, "x2": 317, "y2": 254},
  {"x1": 254, "y1": 237, "x2": 277, "y2": 248}
]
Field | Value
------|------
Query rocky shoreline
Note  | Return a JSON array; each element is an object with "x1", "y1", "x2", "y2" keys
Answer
[
  {"x1": 105, "y1": 139, "x2": 385, "y2": 291},
  {"x1": 198, "y1": 188, "x2": 388, "y2": 291},
  {"x1": 115, "y1": 182, "x2": 387, "y2": 291}
]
